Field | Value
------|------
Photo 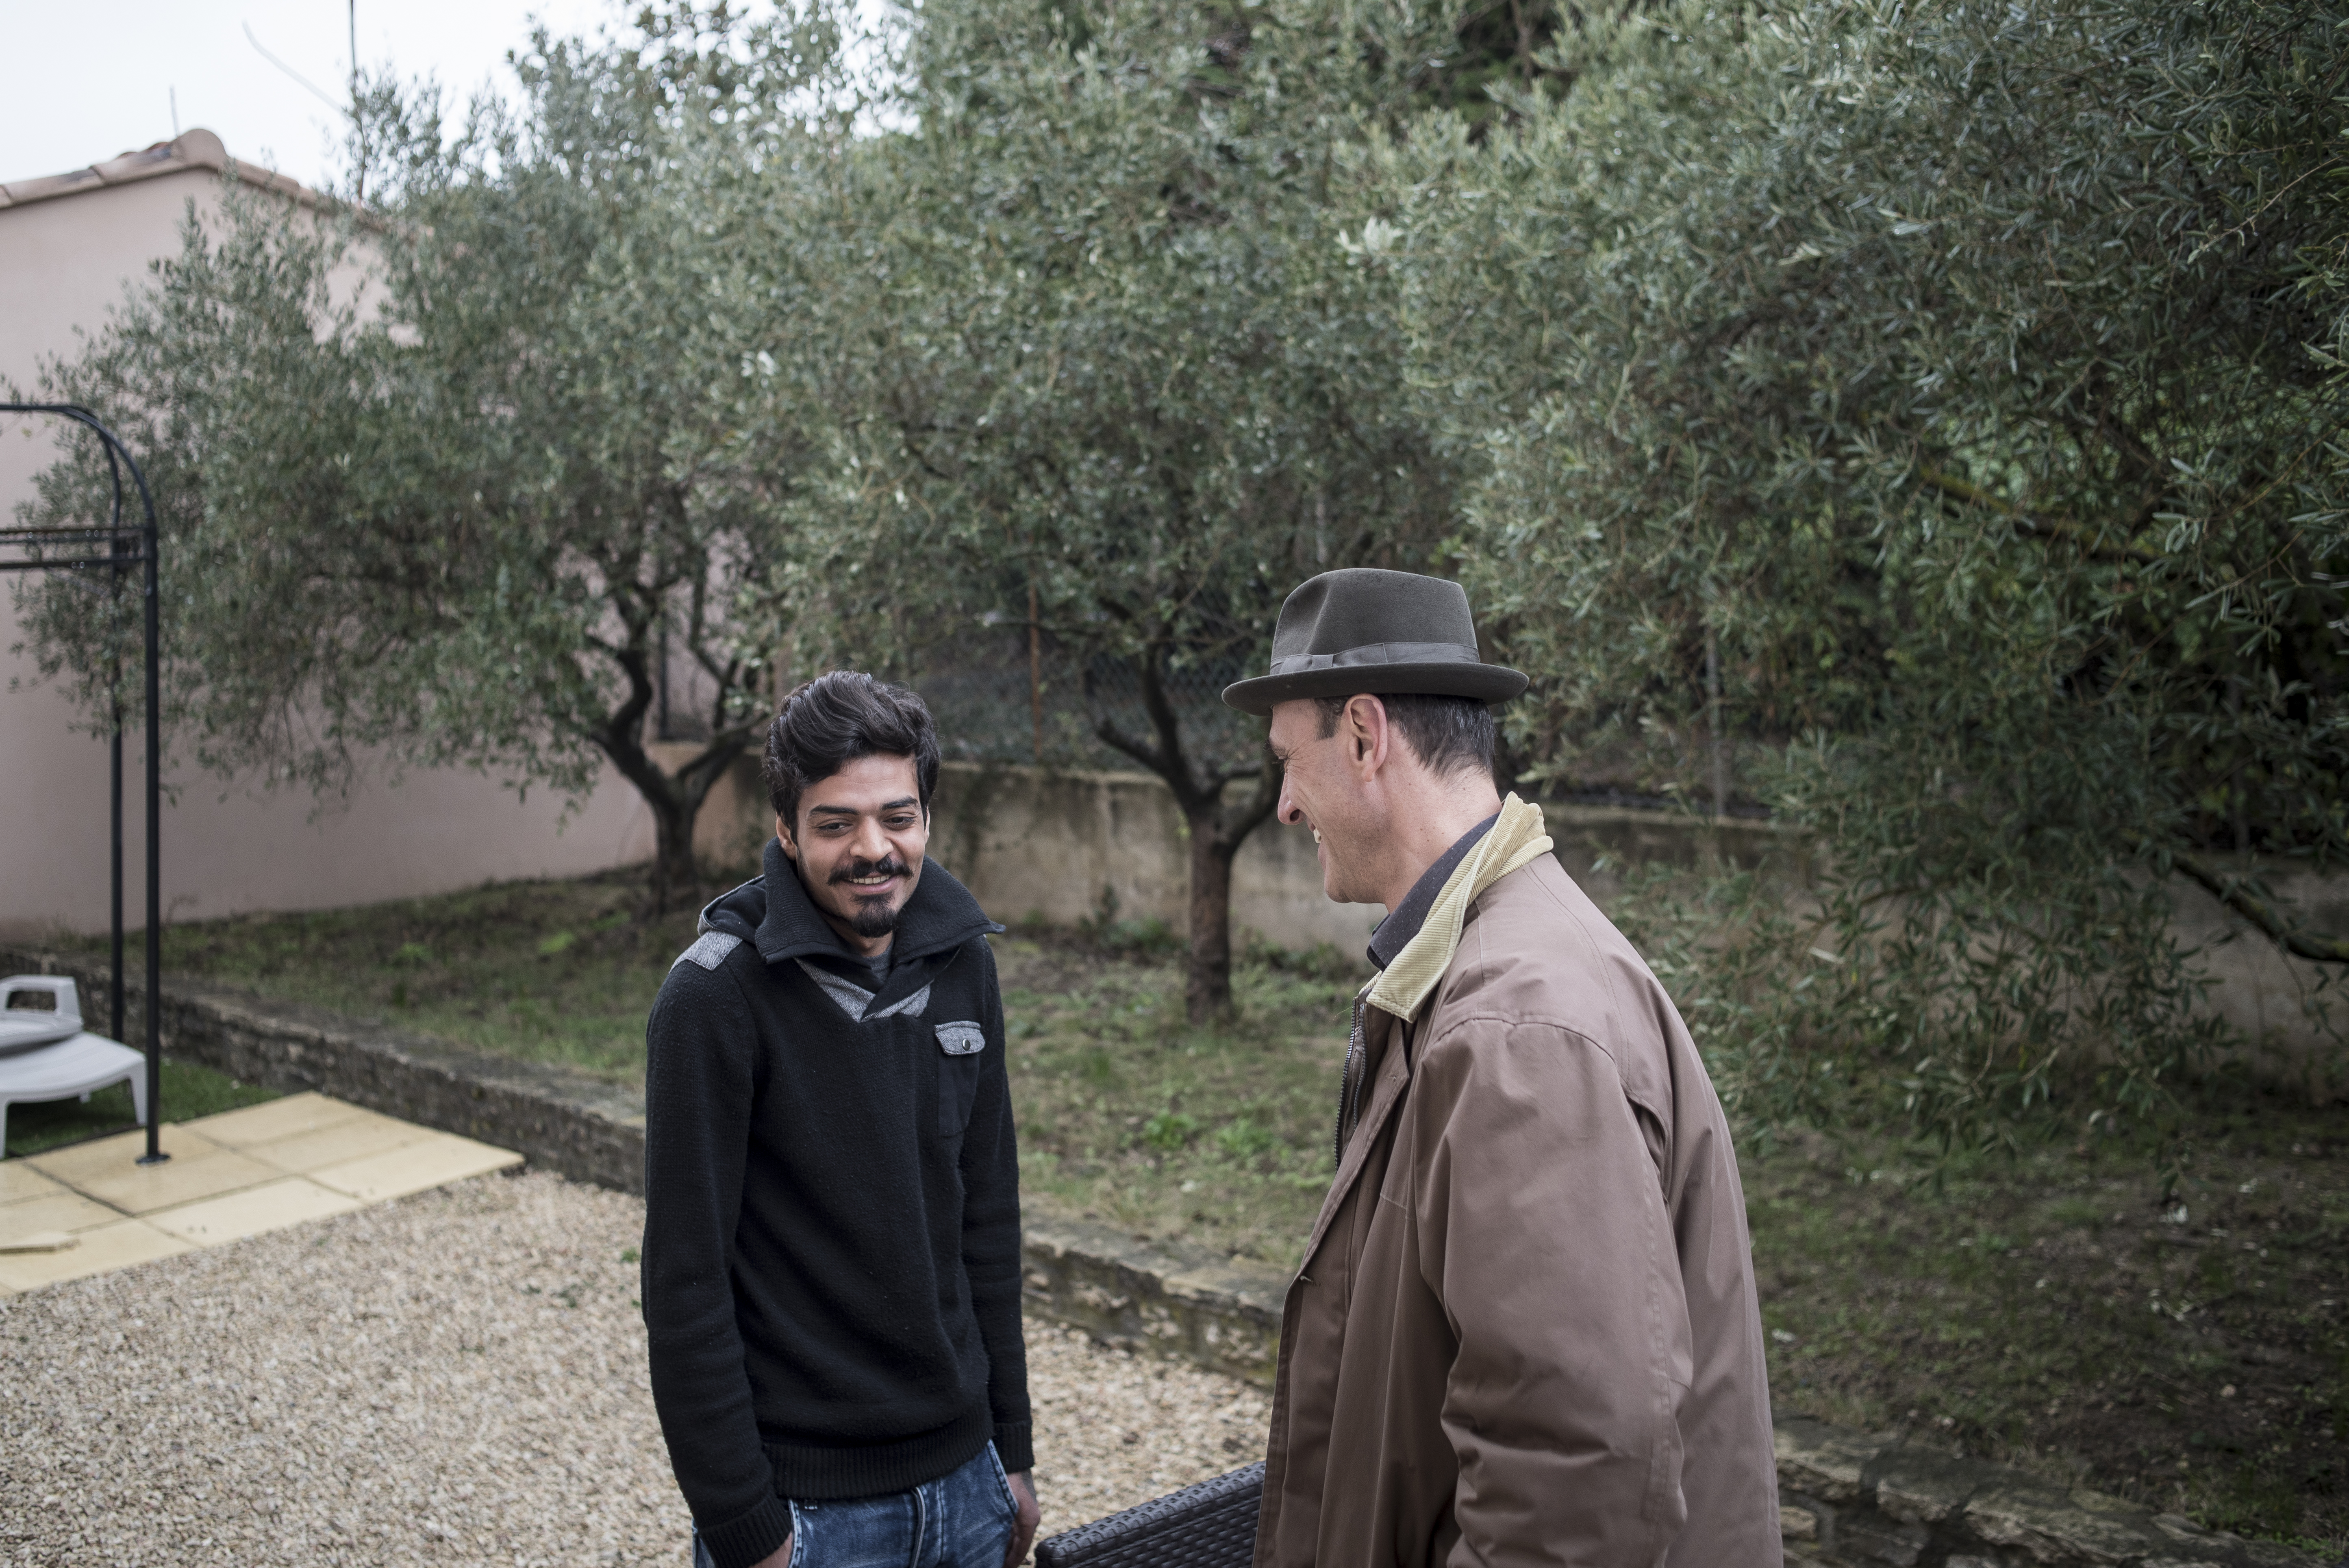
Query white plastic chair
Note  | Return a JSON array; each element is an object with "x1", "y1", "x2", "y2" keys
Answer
[
  {"x1": 1, "y1": 975, "x2": 82, "y2": 1054},
  {"x1": 0, "y1": 977, "x2": 149, "y2": 1154}
]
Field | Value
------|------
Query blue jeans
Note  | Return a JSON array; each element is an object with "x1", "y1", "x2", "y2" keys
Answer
[{"x1": 693, "y1": 1442, "x2": 1018, "y2": 1568}]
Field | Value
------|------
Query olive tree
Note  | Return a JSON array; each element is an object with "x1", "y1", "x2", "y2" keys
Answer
[
  {"x1": 1382, "y1": 0, "x2": 2349, "y2": 1141},
  {"x1": 16, "y1": 12, "x2": 845, "y2": 906},
  {"x1": 723, "y1": 0, "x2": 1466, "y2": 1021}
]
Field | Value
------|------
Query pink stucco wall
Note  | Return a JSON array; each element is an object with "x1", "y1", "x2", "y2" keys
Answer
[{"x1": 0, "y1": 139, "x2": 711, "y2": 939}]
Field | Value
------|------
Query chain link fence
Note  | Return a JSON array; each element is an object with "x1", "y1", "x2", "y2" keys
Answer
[{"x1": 911, "y1": 629, "x2": 1267, "y2": 780}]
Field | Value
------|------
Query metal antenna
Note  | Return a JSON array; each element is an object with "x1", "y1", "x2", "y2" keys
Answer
[
  {"x1": 246, "y1": 22, "x2": 345, "y2": 115},
  {"x1": 349, "y1": 1, "x2": 358, "y2": 95}
]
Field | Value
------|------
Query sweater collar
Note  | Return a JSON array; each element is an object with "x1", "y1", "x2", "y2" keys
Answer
[{"x1": 697, "y1": 838, "x2": 1001, "y2": 968}]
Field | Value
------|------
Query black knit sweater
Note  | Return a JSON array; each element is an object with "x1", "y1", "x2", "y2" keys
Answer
[{"x1": 641, "y1": 842, "x2": 1030, "y2": 1568}]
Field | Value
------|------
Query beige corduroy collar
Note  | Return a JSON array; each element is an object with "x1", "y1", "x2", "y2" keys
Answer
[{"x1": 1363, "y1": 793, "x2": 1554, "y2": 1023}]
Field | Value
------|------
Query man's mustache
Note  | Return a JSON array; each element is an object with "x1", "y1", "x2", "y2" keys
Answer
[{"x1": 831, "y1": 855, "x2": 910, "y2": 888}]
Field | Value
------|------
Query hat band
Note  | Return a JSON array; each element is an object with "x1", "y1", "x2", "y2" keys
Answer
[{"x1": 1266, "y1": 641, "x2": 1483, "y2": 678}]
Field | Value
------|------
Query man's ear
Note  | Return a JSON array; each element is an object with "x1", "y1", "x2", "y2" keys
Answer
[
  {"x1": 1345, "y1": 695, "x2": 1389, "y2": 771},
  {"x1": 776, "y1": 815, "x2": 800, "y2": 863}
]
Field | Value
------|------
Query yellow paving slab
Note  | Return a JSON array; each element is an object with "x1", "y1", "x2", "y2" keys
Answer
[
  {"x1": 27, "y1": 1125, "x2": 283, "y2": 1216},
  {"x1": 245, "y1": 1107, "x2": 439, "y2": 1176},
  {"x1": 0, "y1": 1216, "x2": 189, "y2": 1293},
  {"x1": 309, "y1": 1132, "x2": 522, "y2": 1203},
  {"x1": 0, "y1": 1188, "x2": 125, "y2": 1240},
  {"x1": 28, "y1": 1122, "x2": 228, "y2": 1184},
  {"x1": 0, "y1": 1099, "x2": 522, "y2": 1292},
  {"x1": 181, "y1": 1090, "x2": 374, "y2": 1149},
  {"x1": 0, "y1": 1160, "x2": 67, "y2": 1203},
  {"x1": 146, "y1": 1177, "x2": 363, "y2": 1246},
  {"x1": 0, "y1": 1232, "x2": 76, "y2": 1255}
]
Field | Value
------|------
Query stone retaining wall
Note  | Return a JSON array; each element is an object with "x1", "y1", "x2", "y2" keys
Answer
[
  {"x1": 1018, "y1": 1211, "x2": 1283, "y2": 1387},
  {"x1": 2, "y1": 947, "x2": 2327, "y2": 1567},
  {"x1": 1773, "y1": 1416, "x2": 2325, "y2": 1567}
]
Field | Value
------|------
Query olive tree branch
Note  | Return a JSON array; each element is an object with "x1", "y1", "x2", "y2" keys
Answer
[{"x1": 2169, "y1": 850, "x2": 2349, "y2": 965}]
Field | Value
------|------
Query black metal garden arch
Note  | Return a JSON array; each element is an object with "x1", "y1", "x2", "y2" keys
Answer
[{"x1": 1, "y1": 403, "x2": 167, "y2": 1166}]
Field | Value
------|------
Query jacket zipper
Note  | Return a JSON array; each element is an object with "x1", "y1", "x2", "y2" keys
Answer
[{"x1": 1332, "y1": 991, "x2": 1369, "y2": 1169}]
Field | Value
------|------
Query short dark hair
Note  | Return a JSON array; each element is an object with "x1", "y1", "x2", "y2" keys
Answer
[
  {"x1": 1312, "y1": 693, "x2": 1496, "y2": 780},
  {"x1": 763, "y1": 671, "x2": 942, "y2": 831}
]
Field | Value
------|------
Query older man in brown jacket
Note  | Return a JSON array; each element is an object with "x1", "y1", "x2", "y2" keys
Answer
[{"x1": 1224, "y1": 569, "x2": 1781, "y2": 1568}]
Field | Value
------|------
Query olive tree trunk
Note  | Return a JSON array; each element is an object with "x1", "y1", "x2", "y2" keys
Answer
[
  {"x1": 1096, "y1": 642, "x2": 1282, "y2": 1025},
  {"x1": 592, "y1": 585, "x2": 763, "y2": 912}
]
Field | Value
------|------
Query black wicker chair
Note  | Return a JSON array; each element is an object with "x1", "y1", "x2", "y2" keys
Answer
[{"x1": 1034, "y1": 1463, "x2": 1264, "y2": 1568}]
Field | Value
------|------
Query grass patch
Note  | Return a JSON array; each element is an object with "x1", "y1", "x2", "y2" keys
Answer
[
  {"x1": 1749, "y1": 1091, "x2": 2347, "y2": 1551},
  {"x1": 4, "y1": 1056, "x2": 279, "y2": 1158},
  {"x1": 994, "y1": 931, "x2": 1352, "y2": 1269},
  {"x1": 60, "y1": 867, "x2": 702, "y2": 1083},
  {"x1": 65, "y1": 871, "x2": 2347, "y2": 1548}
]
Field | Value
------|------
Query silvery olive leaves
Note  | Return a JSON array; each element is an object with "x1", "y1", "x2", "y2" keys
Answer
[
  {"x1": 17, "y1": 0, "x2": 2345, "y2": 1129},
  {"x1": 1378, "y1": 0, "x2": 2349, "y2": 1144}
]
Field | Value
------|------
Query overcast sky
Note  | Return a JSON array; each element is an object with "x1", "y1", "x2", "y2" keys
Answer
[{"x1": 3, "y1": 0, "x2": 632, "y2": 193}]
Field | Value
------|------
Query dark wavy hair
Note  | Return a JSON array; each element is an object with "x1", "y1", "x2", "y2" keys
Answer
[
  {"x1": 1312, "y1": 693, "x2": 1496, "y2": 780},
  {"x1": 762, "y1": 672, "x2": 942, "y2": 831}
]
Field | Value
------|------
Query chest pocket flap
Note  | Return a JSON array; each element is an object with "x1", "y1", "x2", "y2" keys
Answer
[
  {"x1": 935, "y1": 1021, "x2": 987, "y2": 1137},
  {"x1": 934, "y1": 1021, "x2": 987, "y2": 1055}
]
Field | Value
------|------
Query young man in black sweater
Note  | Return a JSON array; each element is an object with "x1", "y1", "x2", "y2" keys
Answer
[{"x1": 642, "y1": 673, "x2": 1038, "y2": 1568}]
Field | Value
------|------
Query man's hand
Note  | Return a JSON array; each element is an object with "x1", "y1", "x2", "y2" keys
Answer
[
  {"x1": 1003, "y1": 1471, "x2": 1040, "y2": 1568},
  {"x1": 750, "y1": 1531, "x2": 792, "y2": 1568}
]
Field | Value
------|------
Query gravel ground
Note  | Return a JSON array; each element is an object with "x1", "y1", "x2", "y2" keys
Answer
[{"x1": 0, "y1": 1169, "x2": 1270, "y2": 1567}]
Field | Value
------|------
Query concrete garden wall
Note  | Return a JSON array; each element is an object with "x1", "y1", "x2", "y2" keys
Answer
[
  {"x1": 895, "y1": 761, "x2": 1795, "y2": 958},
  {"x1": 890, "y1": 763, "x2": 2343, "y2": 1097},
  {"x1": 924, "y1": 762, "x2": 1381, "y2": 954}
]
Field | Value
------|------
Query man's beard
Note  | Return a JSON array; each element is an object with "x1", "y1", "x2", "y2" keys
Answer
[{"x1": 831, "y1": 854, "x2": 909, "y2": 938}]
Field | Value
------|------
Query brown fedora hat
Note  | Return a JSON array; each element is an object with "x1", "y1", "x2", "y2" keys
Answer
[{"x1": 1222, "y1": 569, "x2": 1528, "y2": 716}]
